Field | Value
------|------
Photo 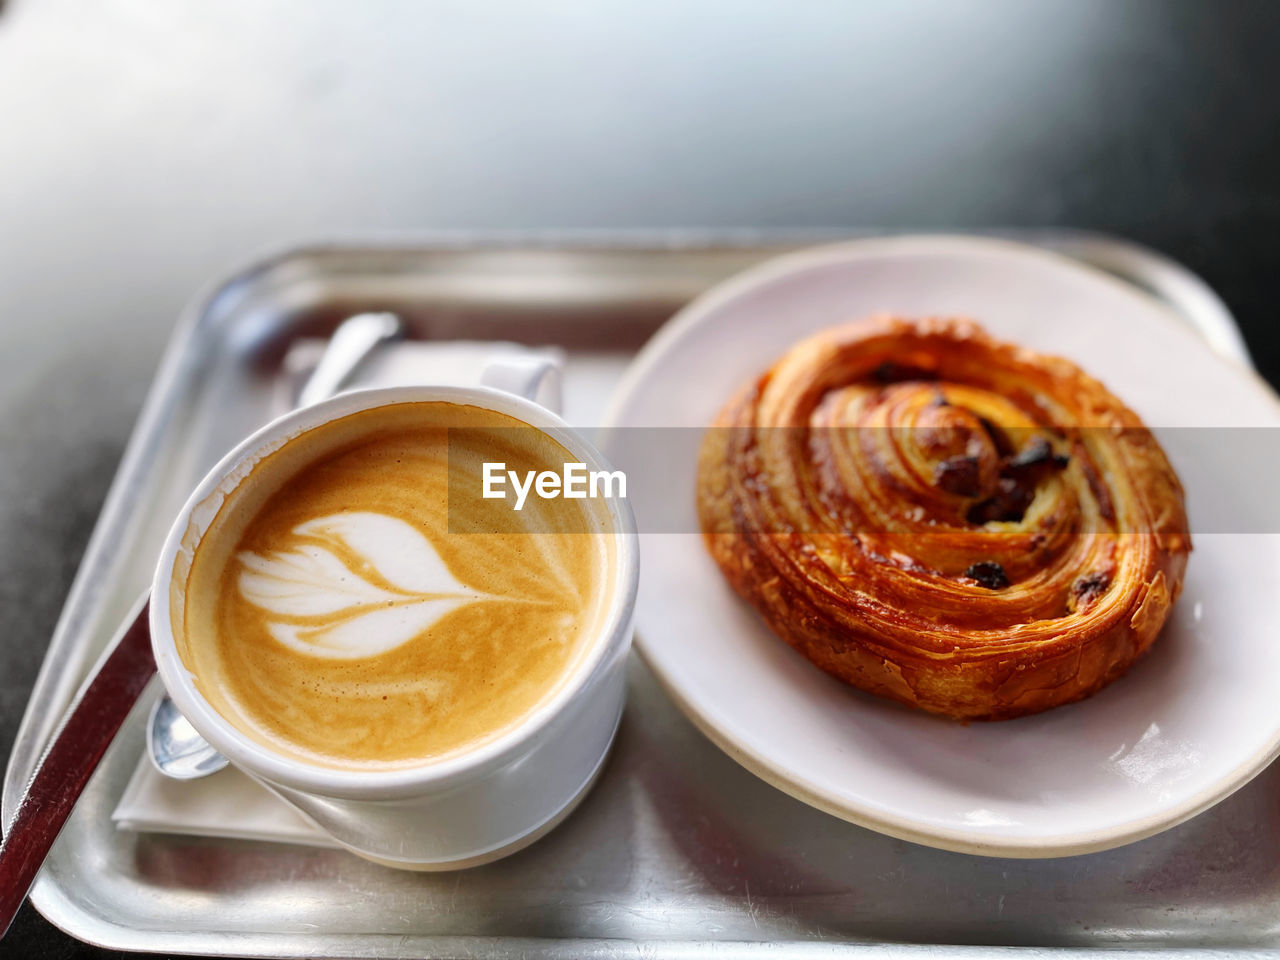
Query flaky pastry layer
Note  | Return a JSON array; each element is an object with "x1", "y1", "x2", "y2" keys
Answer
[{"x1": 696, "y1": 317, "x2": 1190, "y2": 720}]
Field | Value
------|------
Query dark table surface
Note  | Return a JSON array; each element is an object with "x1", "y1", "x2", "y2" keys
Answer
[{"x1": 2, "y1": 0, "x2": 1279, "y2": 956}]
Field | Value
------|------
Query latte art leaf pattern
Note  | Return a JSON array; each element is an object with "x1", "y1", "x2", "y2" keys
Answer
[{"x1": 237, "y1": 512, "x2": 485, "y2": 659}]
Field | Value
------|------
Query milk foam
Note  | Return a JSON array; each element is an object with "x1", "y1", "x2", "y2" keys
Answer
[{"x1": 237, "y1": 512, "x2": 486, "y2": 658}]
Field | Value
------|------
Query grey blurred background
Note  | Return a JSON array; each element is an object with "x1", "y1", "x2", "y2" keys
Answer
[{"x1": 2, "y1": 0, "x2": 1278, "y2": 955}]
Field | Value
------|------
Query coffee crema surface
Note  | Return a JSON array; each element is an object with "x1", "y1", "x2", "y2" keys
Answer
[{"x1": 174, "y1": 402, "x2": 615, "y2": 770}]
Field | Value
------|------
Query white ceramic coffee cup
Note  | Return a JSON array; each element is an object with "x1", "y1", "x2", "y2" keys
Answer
[{"x1": 150, "y1": 380, "x2": 638, "y2": 869}]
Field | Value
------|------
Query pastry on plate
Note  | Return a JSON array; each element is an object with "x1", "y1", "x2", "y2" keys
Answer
[{"x1": 697, "y1": 316, "x2": 1191, "y2": 720}]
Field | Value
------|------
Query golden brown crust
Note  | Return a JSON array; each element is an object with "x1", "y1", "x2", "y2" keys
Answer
[{"x1": 696, "y1": 316, "x2": 1190, "y2": 721}]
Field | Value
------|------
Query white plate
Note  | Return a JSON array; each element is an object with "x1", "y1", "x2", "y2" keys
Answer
[{"x1": 602, "y1": 235, "x2": 1280, "y2": 857}]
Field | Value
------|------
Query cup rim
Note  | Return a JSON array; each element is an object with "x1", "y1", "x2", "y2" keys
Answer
[{"x1": 150, "y1": 384, "x2": 639, "y2": 800}]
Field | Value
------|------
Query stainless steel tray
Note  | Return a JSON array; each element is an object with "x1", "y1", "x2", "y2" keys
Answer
[{"x1": 5, "y1": 231, "x2": 1272, "y2": 958}]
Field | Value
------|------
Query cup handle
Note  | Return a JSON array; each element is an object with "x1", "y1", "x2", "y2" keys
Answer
[{"x1": 480, "y1": 354, "x2": 564, "y2": 414}]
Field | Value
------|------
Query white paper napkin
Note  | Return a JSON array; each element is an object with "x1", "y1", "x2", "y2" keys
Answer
[
  {"x1": 112, "y1": 338, "x2": 564, "y2": 846},
  {"x1": 113, "y1": 748, "x2": 334, "y2": 846}
]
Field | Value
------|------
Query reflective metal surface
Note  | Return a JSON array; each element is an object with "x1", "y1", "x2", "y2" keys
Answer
[
  {"x1": 146, "y1": 694, "x2": 226, "y2": 781},
  {"x1": 294, "y1": 310, "x2": 405, "y2": 408},
  {"x1": 5, "y1": 235, "x2": 1271, "y2": 956}
]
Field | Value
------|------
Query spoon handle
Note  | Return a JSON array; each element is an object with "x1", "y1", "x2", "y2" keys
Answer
[
  {"x1": 0, "y1": 595, "x2": 155, "y2": 937},
  {"x1": 296, "y1": 311, "x2": 404, "y2": 408}
]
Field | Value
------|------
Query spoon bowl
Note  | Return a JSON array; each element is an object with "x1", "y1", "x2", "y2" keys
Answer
[{"x1": 146, "y1": 694, "x2": 229, "y2": 779}]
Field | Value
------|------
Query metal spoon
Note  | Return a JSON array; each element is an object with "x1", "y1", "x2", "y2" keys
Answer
[{"x1": 146, "y1": 311, "x2": 405, "y2": 780}]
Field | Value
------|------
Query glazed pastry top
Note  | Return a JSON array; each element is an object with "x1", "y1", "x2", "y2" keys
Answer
[{"x1": 697, "y1": 316, "x2": 1190, "y2": 720}]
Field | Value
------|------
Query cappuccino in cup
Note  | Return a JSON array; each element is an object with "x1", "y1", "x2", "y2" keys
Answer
[{"x1": 171, "y1": 401, "x2": 617, "y2": 771}]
